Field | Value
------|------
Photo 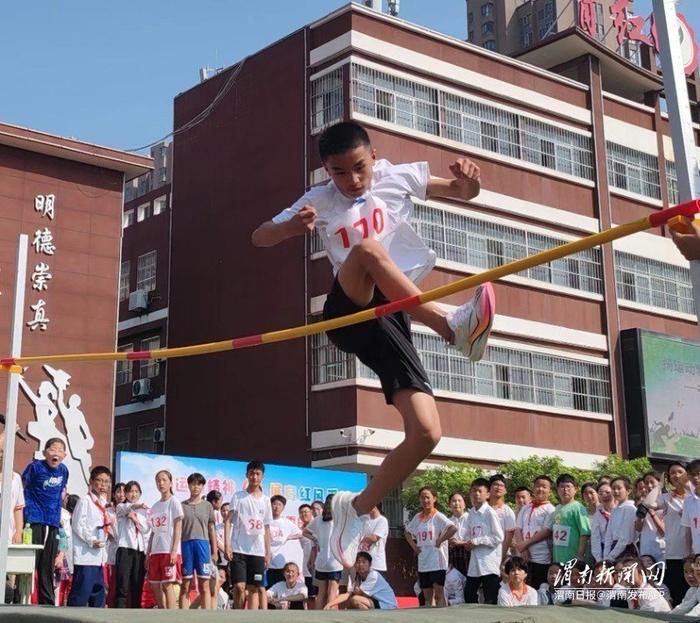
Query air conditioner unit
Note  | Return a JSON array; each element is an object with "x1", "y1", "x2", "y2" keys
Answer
[
  {"x1": 131, "y1": 378, "x2": 152, "y2": 400},
  {"x1": 153, "y1": 427, "x2": 165, "y2": 443},
  {"x1": 128, "y1": 289, "x2": 149, "y2": 313}
]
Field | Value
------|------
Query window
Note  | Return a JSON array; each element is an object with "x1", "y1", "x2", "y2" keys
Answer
[
  {"x1": 350, "y1": 61, "x2": 594, "y2": 181},
  {"x1": 114, "y1": 428, "x2": 130, "y2": 453},
  {"x1": 595, "y1": 3, "x2": 605, "y2": 39},
  {"x1": 153, "y1": 195, "x2": 167, "y2": 215},
  {"x1": 615, "y1": 251, "x2": 695, "y2": 315},
  {"x1": 606, "y1": 142, "x2": 661, "y2": 199},
  {"x1": 140, "y1": 336, "x2": 161, "y2": 378},
  {"x1": 484, "y1": 40, "x2": 497, "y2": 51},
  {"x1": 520, "y1": 14, "x2": 531, "y2": 27},
  {"x1": 116, "y1": 344, "x2": 133, "y2": 385},
  {"x1": 136, "y1": 251, "x2": 157, "y2": 292},
  {"x1": 136, "y1": 424, "x2": 157, "y2": 453},
  {"x1": 666, "y1": 160, "x2": 679, "y2": 204},
  {"x1": 544, "y1": 0, "x2": 554, "y2": 19},
  {"x1": 119, "y1": 260, "x2": 130, "y2": 302},
  {"x1": 136, "y1": 203, "x2": 152, "y2": 222},
  {"x1": 521, "y1": 30, "x2": 534, "y2": 47},
  {"x1": 311, "y1": 332, "x2": 612, "y2": 415},
  {"x1": 310, "y1": 67, "x2": 343, "y2": 131},
  {"x1": 122, "y1": 210, "x2": 134, "y2": 229},
  {"x1": 481, "y1": 21, "x2": 495, "y2": 35},
  {"x1": 381, "y1": 487, "x2": 405, "y2": 537},
  {"x1": 481, "y1": 2, "x2": 494, "y2": 17}
]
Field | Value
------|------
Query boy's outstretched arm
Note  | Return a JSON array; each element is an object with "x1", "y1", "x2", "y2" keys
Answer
[
  {"x1": 426, "y1": 157, "x2": 481, "y2": 202},
  {"x1": 251, "y1": 205, "x2": 316, "y2": 247}
]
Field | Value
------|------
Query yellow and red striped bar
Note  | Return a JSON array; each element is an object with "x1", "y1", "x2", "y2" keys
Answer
[{"x1": 1, "y1": 200, "x2": 698, "y2": 370}]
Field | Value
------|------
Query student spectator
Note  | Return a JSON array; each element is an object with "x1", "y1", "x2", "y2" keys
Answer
[
  {"x1": 114, "y1": 480, "x2": 149, "y2": 609},
  {"x1": 266, "y1": 561, "x2": 308, "y2": 610},
  {"x1": 303, "y1": 494, "x2": 342, "y2": 610},
  {"x1": 537, "y1": 562, "x2": 563, "y2": 605},
  {"x1": 105, "y1": 483, "x2": 124, "y2": 608},
  {"x1": 463, "y1": 477, "x2": 504, "y2": 605},
  {"x1": 298, "y1": 504, "x2": 317, "y2": 608},
  {"x1": 224, "y1": 461, "x2": 272, "y2": 610},
  {"x1": 207, "y1": 489, "x2": 228, "y2": 609},
  {"x1": 311, "y1": 500, "x2": 324, "y2": 518},
  {"x1": 147, "y1": 470, "x2": 183, "y2": 610},
  {"x1": 444, "y1": 563, "x2": 466, "y2": 605},
  {"x1": 617, "y1": 555, "x2": 671, "y2": 613},
  {"x1": 657, "y1": 462, "x2": 692, "y2": 606},
  {"x1": 681, "y1": 460, "x2": 700, "y2": 560},
  {"x1": 488, "y1": 475, "x2": 516, "y2": 561},
  {"x1": 514, "y1": 487, "x2": 532, "y2": 513},
  {"x1": 497, "y1": 556, "x2": 538, "y2": 606},
  {"x1": 180, "y1": 473, "x2": 217, "y2": 609},
  {"x1": 405, "y1": 487, "x2": 456, "y2": 608},
  {"x1": 67, "y1": 466, "x2": 113, "y2": 607},
  {"x1": 551, "y1": 474, "x2": 590, "y2": 565},
  {"x1": 22, "y1": 438, "x2": 68, "y2": 605},
  {"x1": 323, "y1": 552, "x2": 397, "y2": 610},
  {"x1": 514, "y1": 475, "x2": 554, "y2": 590},
  {"x1": 447, "y1": 491, "x2": 469, "y2": 577},
  {"x1": 604, "y1": 476, "x2": 638, "y2": 559},
  {"x1": 671, "y1": 554, "x2": 700, "y2": 615},
  {"x1": 590, "y1": 481, "x2": 615, "y2": 563},
  {"x1": 268, "y1": 495, "x2": 303, "y2": 590},
  {"x1": 581, "y1": 482, "x2": 599, "y2": 516},
  {"x1": 635, "y1": 471, "x2": 665, "y2": 563},
  {"x1": 359, "y1": 505, "x2": 389, "y2": 577}
]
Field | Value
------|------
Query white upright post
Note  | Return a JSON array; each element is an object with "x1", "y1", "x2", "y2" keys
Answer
[
  {"x1": 0, "y1": 234, "x2": 29, "y2": 603},
  {"x1": 652, "y1": 0, "x2": 700, "y2": 328}
]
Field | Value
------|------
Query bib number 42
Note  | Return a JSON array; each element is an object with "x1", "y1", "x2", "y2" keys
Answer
[{"x1": 335, "y1": 208, "x2": 384, "y2": 248}]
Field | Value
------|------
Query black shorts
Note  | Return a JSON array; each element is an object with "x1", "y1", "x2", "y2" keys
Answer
[
  {"x1": 304, "y1": 575, "x2": 318, "y2": 597},
  {"x1": 229, "y1": 553, "x2": 265, "y2": 586},
  {"x1": 323, "y1": 277, "x2": 433, "y2": 405},
  {"x1": 315, "y1": 570, "x2": 342, "y2": 582},
  {"x1": 418, "y1": 570, "x2": 446, "y2": 589}
]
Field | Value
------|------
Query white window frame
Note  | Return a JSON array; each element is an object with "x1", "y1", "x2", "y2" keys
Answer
[
  {"x1": 140, "y1": 336, "x2": 161, "y2": 378},
  {"x1": 136, "y1": 251, "x2": 157, "y2": 292},
  {"x1": 117, "y1": 344, "x2": 133, "y2": 385}
]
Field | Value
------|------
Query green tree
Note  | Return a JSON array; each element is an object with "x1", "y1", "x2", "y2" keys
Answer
[
  {"x1": 590, "y1": 454, "x2": 652, "y2": 483},
  {"x1": 401, "y1": 462, "x2": 485, "y2": 517}
]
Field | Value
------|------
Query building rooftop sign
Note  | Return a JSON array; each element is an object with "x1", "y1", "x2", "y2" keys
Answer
[{"x1": 578, "y1": 0, "x2": 698, "y2": 75}]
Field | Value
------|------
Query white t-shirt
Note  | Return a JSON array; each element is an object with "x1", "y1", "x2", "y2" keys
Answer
[
  {"x1": 347, "y1": 569, "x2": 397, "y2": 609},
  {"x1": 450, "y1": 513, "x2": 470, "y2": 541},
  {"x1": 269, "y1": 516, "x2": 303, "y2": 570},
  {"x1": 0, "y1": 472, "x2": 25, "y2": 543},
  {"x1": 267, "y1": 578, "x2": 308, "y2": 604},
  {"x1": 516, "y1": 502, "x2": 554, "y2": 564},
  {"x1": 300, "y1": 532, "x2": 315, "y2": 577},
  {"x1": 230, "y1": 490, "x2": 272, "y2": 557},
  {"x1": 273, "y1": 159, "x2": 435, "y2": 283},
  {"x1": 445, "y1": 567, "x2": 466, "y2": 605},
  {"x1": 680, "y1": 493, "x2": 700, "y2": 555},
  {"x1": 498, "y1": 583, "x2": 539, "y2": 606},
  {"x1": 657, "y1": 492, "x2": 691, "y2": 559},
  {"x1": 149, "y1": 496, "x2": 184, "y2": 555},
  {"x1": 213, "y1": 509, "x2": 228, "y2": 563},
  {"x1": 493, "y1": 504, "x2": 517, "y2": 533},
  {"x1": 590, "y1": 507, "x2": 611, "y2": 562},
  {"x1": 406, "y1": 510, "x2": 452, "y2": 572},
  {"x1": 359, "y1": 515, "x2": 389, "y2": 572},
  {"x1": 306, "y1": 516, "x2": 343, "y2": 573}
]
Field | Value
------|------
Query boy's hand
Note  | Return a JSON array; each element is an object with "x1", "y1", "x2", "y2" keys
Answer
[
  {"x1": 290, "y1": 205, "x2": 317, "y2": 234},
  {"x1": 671, "y1": 221, "x2": 700, "y2": 261},
  {"x1": 449, "y1": 158, "x2": 481, "y2": 185}
]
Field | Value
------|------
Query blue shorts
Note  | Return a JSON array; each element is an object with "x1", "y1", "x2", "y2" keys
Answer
[{"x1": 181, "y1": 539, "x2": 212, "y2": 579}]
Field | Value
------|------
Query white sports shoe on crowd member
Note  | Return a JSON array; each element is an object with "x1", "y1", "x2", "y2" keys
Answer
[
  {"x1": 446, "y1": 282, "x2": 495, "y2": 361},
  {"x1": 329, "y1": 491, "x2": 368, "y2": 569}
]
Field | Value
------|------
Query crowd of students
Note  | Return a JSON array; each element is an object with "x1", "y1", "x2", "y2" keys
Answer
[{"x1": 2, "y1": 431, "x2": 700, "y2": 615}]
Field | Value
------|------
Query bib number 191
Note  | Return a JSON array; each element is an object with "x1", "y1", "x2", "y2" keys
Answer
[{"x1": 335, "y1": 208, "x2": 384, "y2": 248}]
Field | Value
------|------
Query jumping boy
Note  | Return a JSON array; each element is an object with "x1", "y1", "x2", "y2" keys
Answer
[{"x1": 252, "y1": 121, "x2": 494, "y2": 567}]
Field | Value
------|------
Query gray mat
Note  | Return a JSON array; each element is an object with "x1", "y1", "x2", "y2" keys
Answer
[{"x1": 0, "y1": 605, "x2": 696, "y2": 622}]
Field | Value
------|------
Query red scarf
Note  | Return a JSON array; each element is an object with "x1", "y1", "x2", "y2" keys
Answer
[
  {"x1": 90, "y1": 493, "x2": 113, "y2": 537},
  {"x1": 599, "y1": 508, "x2": 610, "y2": 525},
  {"x1": 528, "y1": 499, "x2": 548, "y2": 523}
]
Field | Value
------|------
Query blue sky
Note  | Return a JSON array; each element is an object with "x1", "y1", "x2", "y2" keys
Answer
[{"x1": 1, "y1": 0, "x2": 698, "y2": 153}]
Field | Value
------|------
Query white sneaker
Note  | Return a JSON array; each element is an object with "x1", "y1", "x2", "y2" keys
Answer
[
  {"x1": 329, "y1": 491, "x2": 366, "y2": 569},
  {"x1": 446, "y1": 283, "x2": 495, "y2": 361}
]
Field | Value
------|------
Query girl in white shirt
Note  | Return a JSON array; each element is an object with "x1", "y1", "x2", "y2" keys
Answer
[
  {"x1": 497, "y1": 556, "x2": 538, "y2": 606},
  {"x1": 618, "y1": 555, "x2": 670, "y2": 613},
  {"x1": 303, "y1": 494, "x2": 342, "y2": 610},
  {"x1": 447, "y1": 492, "x2": 469, "y2": 576},
  {"x1": 206, "y1": 490, "x2": 228, "y2": 609},
  {"x1": 115, "y1": 480, "x2": 150, "y2": 608},
  {"x1": 590, "y1": 482, "x2": 616, "y2": 562},
  {"x1": 405, "y1": 487, "x2": 456, "y2": 608},
  {"x1": 657, "y1": 462, "x2": 692, "y2": 607},
  {"x1": 147, "y1": 470, "x2": 183, "y2": 610},
  {"x1": 603, "y1": 477, "x2": 638, "y2": 559},
  {"x1": 635, "y1": 472, "x2": 665, "y2": 562}
]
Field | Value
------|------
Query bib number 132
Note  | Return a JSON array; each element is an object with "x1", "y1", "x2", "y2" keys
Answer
[{"x1": 335, "y1": 208, "x2": 384, "y2": 248}]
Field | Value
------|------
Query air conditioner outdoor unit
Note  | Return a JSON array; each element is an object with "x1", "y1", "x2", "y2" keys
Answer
[
  {"x1": 153, "y1": 427, "x2": 165, "y2": 443},
  {"x1": 131, "y1": 378, "x2": 152, "y2": 400},
  {"x1": 128, "y1": 289, "x2": 149, "y2": 313}
]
